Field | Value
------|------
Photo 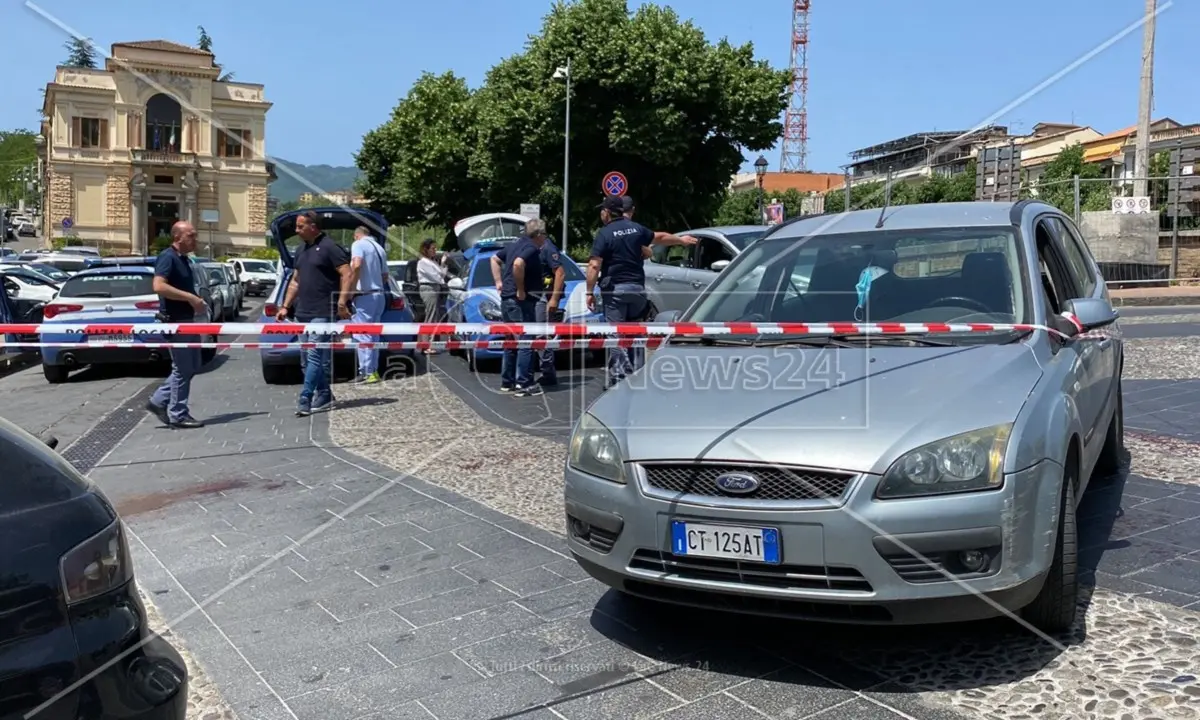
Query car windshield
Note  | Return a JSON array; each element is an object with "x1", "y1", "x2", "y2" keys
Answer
[
  {"x1": 40, "y1": 257, "x2": 89, "y2": 273},
  {"x1": 29, "y1": 264, "x2": 70, "y2": 281},
  {"x1": 59, "y1": 273, "x2": 154, "y2": 298},
  {"x1": 724, "y1": 230, "x2": 767, "y2": 250},
  {"x1": 469, "y1": 252, "x2": 584, "y2": 289},
  {"x1": 3, "y1": 270, "x2": 56, "y2": 286},
  {"x1": 685, "y1": 226, "x2": 1027, "y2": 337},
  {"x1": 241, "y1": 261, "x2": 274, "y2": 273}
]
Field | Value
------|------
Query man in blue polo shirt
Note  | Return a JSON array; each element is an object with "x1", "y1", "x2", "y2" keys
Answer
[
  {"x1": 276, "y1": 211, "x2": 353, "y2": 416},
  {"x1": 586, "y1": 195, "x2": 696, "y2": 388},
  {"x1": 146, "y1": 220, "x2": 209, "y2": 428},
  {"x1": 490, "y1": 218, "x2": 548, "y2": 396}
]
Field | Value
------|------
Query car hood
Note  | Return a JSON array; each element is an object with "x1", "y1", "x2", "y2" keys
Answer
[
  {"x1": 591, "y1": 344, "x2": 1044, "y2": 474},
  {"x1": 463, "y1": 283, "x2": 599, "y2": 323}
]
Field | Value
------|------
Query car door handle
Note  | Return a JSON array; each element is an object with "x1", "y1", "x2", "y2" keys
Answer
[
  {"x1": 654, "y1": 274, "x2": 666, "y2": 281},
  {"x1": 691, "y1": 281, "x2": 704, "y2": 288}
]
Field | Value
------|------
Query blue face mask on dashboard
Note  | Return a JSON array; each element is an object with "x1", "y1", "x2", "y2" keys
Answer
[{"x1": 854, "y1": 266, "x2": 889, "y2": 322}]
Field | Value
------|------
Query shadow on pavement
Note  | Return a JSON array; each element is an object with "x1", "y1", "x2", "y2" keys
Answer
[{"x1": 201, "y1": 410, "x2": 269, "y2": 426}]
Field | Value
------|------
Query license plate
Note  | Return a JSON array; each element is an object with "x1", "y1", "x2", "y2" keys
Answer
[
  {"x1": 90, "y1": 334, "x2": 133, "y2": 344},
  {"x1": 670, "y1": 521, "x2": 780, "y2": 564}
]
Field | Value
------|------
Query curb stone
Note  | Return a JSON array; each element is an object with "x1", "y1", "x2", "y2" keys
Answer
[{"x1": 140, "y1": 579, "x2": 238, "y2": 718}]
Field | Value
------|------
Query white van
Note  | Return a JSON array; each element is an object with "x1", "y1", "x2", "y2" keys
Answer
[{"x1": 226, "y1": 257, "x2": 278, "y2": 297}]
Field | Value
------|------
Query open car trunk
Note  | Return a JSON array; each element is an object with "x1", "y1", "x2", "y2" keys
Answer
[{"x1": 270, "y1": 206, "x2": 390, "y2": 268}]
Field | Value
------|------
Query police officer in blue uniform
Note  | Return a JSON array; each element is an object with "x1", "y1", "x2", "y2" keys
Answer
[
  {"x1": 586, "y1": 195, "x2": 696, "y2": 388},
  {"x1": 534, "y1": 234, "x2": 566, "y2": 387}
]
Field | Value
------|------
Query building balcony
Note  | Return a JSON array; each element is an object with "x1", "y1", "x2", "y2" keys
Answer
[{"x1": 131, "y1": 149, "x2": 198, "y2": 166}]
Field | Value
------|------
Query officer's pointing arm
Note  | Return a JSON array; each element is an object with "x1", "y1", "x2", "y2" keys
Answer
[{"x1": 651, "y1": 231, "x2": 696, "y2": 246}]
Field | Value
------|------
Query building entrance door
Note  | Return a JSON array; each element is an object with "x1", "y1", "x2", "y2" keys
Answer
[{"x1": 148, "y1": 200, "x2": 180, "y2": 251}]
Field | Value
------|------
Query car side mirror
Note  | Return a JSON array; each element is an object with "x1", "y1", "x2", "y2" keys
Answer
[
  {"x1": 654, "y1": 309, "x2": 682, "y2": 324},
  {"x1": 710, "y1": 260, "x2": 730, "y2": 272},
  {"x1": 447, "y1": 277, "x2": 465, "y2": 291},
  {"x1": 1060, "y1": 298, "x2": 1118, "y2": 336}
]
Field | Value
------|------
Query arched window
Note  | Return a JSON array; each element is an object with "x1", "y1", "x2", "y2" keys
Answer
[{"x1": 145, "y1": 94, "x2": 182, "y2": 152}]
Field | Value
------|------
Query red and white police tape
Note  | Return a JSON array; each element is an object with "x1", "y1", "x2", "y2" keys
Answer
[
  {"x1": 0, "y1": 320, "x2": 1091, "y2": 338},
  {"x1": 0, "y1": 338, "x2": 665, "y2": 351}
]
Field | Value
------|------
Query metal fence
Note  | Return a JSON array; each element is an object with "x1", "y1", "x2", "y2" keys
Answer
[{"x1": 1025, "y1": 174, "x2": 1199, "y2": 287}]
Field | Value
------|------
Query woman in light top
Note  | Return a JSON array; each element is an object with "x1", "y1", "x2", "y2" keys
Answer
[{"x1": 416, "y1": 238, "x2": 449, "y2": 354}]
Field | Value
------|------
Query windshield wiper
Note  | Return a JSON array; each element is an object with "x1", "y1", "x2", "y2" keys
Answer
[
  {"x1": 829, "y1": 333, "x2": 956, "y2": 347},
  {"x1": 72, "y1": 291, "x2": 112, "y2": 298},
  {"x1": 747, "y1": 335, "x2": 857, "y2": 348},
  {"x1": 667, "y1": 336, "x2": 755, "y2": 346}
]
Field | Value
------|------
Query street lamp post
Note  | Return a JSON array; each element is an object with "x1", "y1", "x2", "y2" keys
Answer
[
  {"x1": 754, "y1": 155, "x2": 768, "y2": 223},
  {"x1": 553, "y1": 59, "x2": 572, "y2": 255}
]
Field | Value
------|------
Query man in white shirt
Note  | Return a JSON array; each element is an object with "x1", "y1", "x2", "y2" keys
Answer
[{"x1": 348, "y1": 226, "x2": 389, "y2": 383}]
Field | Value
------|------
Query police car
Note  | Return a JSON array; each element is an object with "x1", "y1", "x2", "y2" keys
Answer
[
  {"x1": 260, "y1": 207, "x2": 417, "y2": 384},
  {"x1": 38, "y1": 258, "x2": 219, "y2": 384},
  {"x1": 443, "y1": 238, "x2": 602, "y2": 371}
]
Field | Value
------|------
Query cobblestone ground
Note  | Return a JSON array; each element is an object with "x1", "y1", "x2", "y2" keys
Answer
[{"x1": 327, "y1": 337, "x2": 1200, "y2": 720}]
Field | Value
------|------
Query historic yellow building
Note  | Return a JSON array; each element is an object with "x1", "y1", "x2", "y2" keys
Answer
[{"x1": 39, "y1": 40, "x2": 273, "y2": 254}]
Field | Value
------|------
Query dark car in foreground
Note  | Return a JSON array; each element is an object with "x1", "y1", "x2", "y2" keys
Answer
[{"x1": 0, "y1": 416, "x2": 188, "y2": 719}]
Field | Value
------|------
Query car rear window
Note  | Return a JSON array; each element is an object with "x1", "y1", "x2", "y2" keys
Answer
[
  {"x1": 241, "y1": 261, "x2": 274, "y2": 273},
  {"x1": 0, "y1": 422, "x2": 89, "y2": 514},
  {"x1": 59, "y1": 273, "x2": 154, "y2": 298}
]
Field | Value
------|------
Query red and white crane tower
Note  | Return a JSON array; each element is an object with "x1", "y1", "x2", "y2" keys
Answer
[{"x1": 779, "y1": 0, "x2": 810, "y2": 173}]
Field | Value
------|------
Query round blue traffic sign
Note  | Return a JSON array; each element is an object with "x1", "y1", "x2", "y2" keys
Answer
[
  {"x1": 61, "y1": 217, "x2": 73, "y2": 229},
  {"x1": 602, "y1": 172, "x2": 627, "y2": 197}
]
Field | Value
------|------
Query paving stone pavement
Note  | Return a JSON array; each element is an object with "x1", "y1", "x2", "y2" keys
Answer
[{"x1": 2, "y1": 321, "x2": 1199, "y2": 719}]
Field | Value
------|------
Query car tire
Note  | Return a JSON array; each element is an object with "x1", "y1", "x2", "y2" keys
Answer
[
  {"x1": 1021, "y1": 472, "x2": 1078, "y2": 634},
  {"x1": 42, "y1": 364, "x2": 68, "y2": 384},
  {"x1": 1094, "y1": 382, "x2": 1124, "y2": 477},
  {"x1": 262, "y1": 363, "x2": 288, "y2": 385}
]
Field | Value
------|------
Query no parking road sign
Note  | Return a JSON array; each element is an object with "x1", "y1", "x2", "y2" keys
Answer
[{"x1": 602, "y1": 171, "x2": 628, "y2": 197}]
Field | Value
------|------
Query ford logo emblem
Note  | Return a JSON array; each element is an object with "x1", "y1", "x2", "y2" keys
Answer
[{"x1": 714, "y1": 472, "x2": 759, "y2": 494}]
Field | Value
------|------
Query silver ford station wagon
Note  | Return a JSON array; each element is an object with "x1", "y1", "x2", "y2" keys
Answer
[{"x1": 563, "y1": 200, "x2": 1123, "y2": 633}]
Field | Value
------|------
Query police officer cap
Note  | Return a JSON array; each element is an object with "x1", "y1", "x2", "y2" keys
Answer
[
  {"x1": 597, "y1": 195, "x2": 625, "y2": 212},
  {"x1": 621, "y1": 195, "x2": 634, "y2": 212}
]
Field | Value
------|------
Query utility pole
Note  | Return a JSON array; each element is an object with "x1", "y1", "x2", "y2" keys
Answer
[{"x1": 1133, "y1": 0, "x2": 1156, "y2": 198}]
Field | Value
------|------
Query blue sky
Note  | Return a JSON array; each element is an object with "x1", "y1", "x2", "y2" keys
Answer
[{"x1": 3, "y1": 0, "x2": 1197, "y2": 174}]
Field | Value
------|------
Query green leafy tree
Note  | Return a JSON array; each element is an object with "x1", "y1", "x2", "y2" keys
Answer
[
  {"x1": 197, "y1": 26, "x2": 235, "y2": 81},
  {"x1": 821, "y1": 159, "x2": 978, "y2": 212},
  {"x1": 356, "y1": 71, "x2": 487, "y2": 230},
  {"x1": 62, "y1": 37, "x2": 98, "y2": 68},
  {"x1": 470, "y1": 0, "x2": 789, "y2": 245},
  {"x1": 0, "y1": 129, "x2": 38, "y2": 203},
  {"x1": 1030, "y1": 143, "x2": 1111, "y2": 214}
]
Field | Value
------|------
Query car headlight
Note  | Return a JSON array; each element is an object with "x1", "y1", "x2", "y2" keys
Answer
[
  {"x1": 60, "y1": 519, "x2": 134, "y2": 604},
  {"x1": 875, "y1": 424, "x2": 1012, "y2": 499},
  {"x1": 568, "y1": 413, "x2": 626, "y2": 484},
  {"x1": 479, "y1": 299, "x2": 503, "y2": 321}
]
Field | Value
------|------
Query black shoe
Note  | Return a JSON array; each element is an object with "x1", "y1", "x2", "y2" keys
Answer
[
  {"x1": 171, "y1": 417, "x2": 204, "y2": 429},
  {"x1": 145, "y1": 401, "x2": 169, "y2": 426},
  {"x1": 514, "y1": 384, "x2": 544, "y2": 397}
]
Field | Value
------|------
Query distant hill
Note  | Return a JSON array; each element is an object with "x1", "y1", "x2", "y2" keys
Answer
[{"x1": 269, "y1": 159, "x2": 362, "y2": 203}]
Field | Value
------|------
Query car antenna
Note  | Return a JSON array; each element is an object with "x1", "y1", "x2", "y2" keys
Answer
[{"x1": 875, "y1": 166, "x2": 893, "y2": 229}]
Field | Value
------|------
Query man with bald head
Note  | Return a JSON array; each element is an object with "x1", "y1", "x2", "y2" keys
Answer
[{"x1": 146, "y1": 220, "x2": 208, "y2": 428}]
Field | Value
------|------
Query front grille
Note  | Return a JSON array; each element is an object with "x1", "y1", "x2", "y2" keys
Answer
[
  {"x1": 629, "y1": 549, "x2": 872, "y2": 592},
  {"x1": 641, "y1": 463, "x2": 853, "y2": 501},
  {"x1": 623, "y1": 580, "x2": 891, "y2": 622}
]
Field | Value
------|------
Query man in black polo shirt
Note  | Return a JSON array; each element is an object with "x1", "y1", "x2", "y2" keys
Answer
[
  {"x1": 277, "y1": 211, "x2": 352, "y2": 416},
  {"x1": 146, "y1": 220, "x2": 208, "y2": 428},
  {"x1": 586, "y1": 195, "x2": 696, "y2": 388},
  {"x1": 489, "y1": 219, "x2": 548, "y2": 396}
]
